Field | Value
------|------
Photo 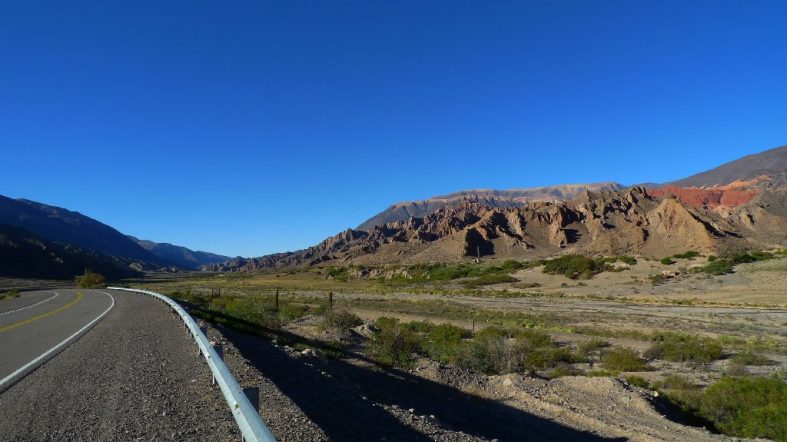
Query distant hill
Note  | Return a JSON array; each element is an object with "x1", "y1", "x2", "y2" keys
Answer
[
  {"x1": 670, "y1": 145, "x2": 787, "y2": 188},
  {"x1": 129, "y1": 237, "x2": 229, "y2": 270},
  {"x1": 358, "y1": 182, "x2": 624, "y2": 230},
  {"x1": 0, "y1": 194, "x2": 229, "y2": 278},
  {"x1": 0, "y1": 195, "x2": 163, "y2": 265},
  {"x1": 0, "y1": 224, "x2": 141, "y2": 279}
]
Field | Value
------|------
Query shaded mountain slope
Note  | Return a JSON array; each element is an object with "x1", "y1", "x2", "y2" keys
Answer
[
  {"x1": 0, "y1": 224, "x2": 141, "y2": 279},
  {"x1": 0, "y1": 195, "x2": 163, "y2": 265}
]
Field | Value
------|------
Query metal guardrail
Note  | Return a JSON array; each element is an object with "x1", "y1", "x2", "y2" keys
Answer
[{"x1": 108, "y1": 287, "x2": 277, "y2": 442}]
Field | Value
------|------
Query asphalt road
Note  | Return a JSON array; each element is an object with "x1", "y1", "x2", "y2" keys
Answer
[
  {"x1": 0, "y1": 289, "x2": 114, "y2": 385},
  {"x1": 0, "y1": 289, "x2": 237, "y2": 440}
]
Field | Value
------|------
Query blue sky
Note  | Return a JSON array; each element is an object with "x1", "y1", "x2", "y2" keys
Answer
[{"x1": 1, "y1": 1, "x2": 786, "y2": 257}]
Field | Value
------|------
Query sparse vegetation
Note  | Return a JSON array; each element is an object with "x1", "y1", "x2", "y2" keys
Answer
[
  {"x1": 646, "y1": 333, "x2": 723, "y2": 364},
  {"x1": 367, "y1": 317, "x2": 421, "y2": 368},
  {"x1": 601, "y1": 347, "x2": 647, "y2": 372},
  {"x1": 730, "y1": 351, "x2": 775, "y2": 366},
  {"x1": 0, "y1": 289, "x2": 21, "y2": 301},
  {"x1": 660, "y1": 257, "x2": 676, "y2": 265},
  {"x1": 75, "y1": 269, "x2": 105, "y2": 288},
  {"x1": 702, "y1": 259, "x2": 734, "y2": 275},
  {"x1": 672, "y1": 251, "x2": 700, "y2": 260},
  {"x1": 543, "y1": 255, "x2": 600, "y2": 279}
]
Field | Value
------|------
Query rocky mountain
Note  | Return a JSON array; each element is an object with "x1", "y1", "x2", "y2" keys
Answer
[
  {"x1": 206, "y1": 145, "x2": 787, "y2": 272},
  {"x1": 203, "y1": 186, "x2": 786, "y2": 272},
  {"x1": 357, "y1": 183, "x2": 624, "y2": 230},
  {"x1": 128, "y1": 237, "x2": 230, "y2": 270},
  {"x1": 0, "y1": 224, "x2": 141, "y2": 279}
]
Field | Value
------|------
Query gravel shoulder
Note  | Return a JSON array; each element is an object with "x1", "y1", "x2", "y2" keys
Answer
[{"x1": 0, "y1": 289, "x2": 238, "y2": 441}]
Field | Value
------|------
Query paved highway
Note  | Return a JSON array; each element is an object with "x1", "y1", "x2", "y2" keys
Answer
[
  {"x1": 0, "y1": 289, "x2": 237, "y2": 440},
  {"x1": 0, "y1": 289, "x2": 114, "y2": 387}
]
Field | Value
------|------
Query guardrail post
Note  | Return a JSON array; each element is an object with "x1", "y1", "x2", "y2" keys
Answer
[
  {"x1": 212, "y1": 343, "x2": 223, "y2": 385},
  {"x1": 244, "y1": 386, "x2": 260, "y2": 411}
]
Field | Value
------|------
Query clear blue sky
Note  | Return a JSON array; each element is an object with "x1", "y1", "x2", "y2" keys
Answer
[{"x1": 1, "y1": 1, "x2": 786, "y2": 257}]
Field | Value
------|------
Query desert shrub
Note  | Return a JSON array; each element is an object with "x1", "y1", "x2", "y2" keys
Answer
[
  {"x1": 459, "y1": 333, "x2": 516, "y2": 374},
  {"x1": 324, "y1": 310, "x2": 364, "y2": 332},
  {"x1": 224, "y1": 297, "x2": 279, "y2": 328},
  {"x1": 367, "y1": 321, "x2": 421, "y2": 368},
  {"x1": 707, "y1": 255, "x2": 717, "y2": 262},
  {"x1": 673, "y1": 251, "x2": 700, "y2": 259},
  {"x1": 578, "y1": 338, "x2": 609, "y2": 357},
  {"x1": 549, "y1": 363, "x2": 583, "y2": 378},
  {"x1": 513, "y1": 328, "x2": 553, "y2": 349},
  {"x1": 75, "y1": 269, "x2": 105, "y2": 288},
  {"x1": 699, "y1": 376, "x2": 786, "y2": 440},
  {"x1": 646, "y1": 333, "x2": 723, "y2": 364},
  {"x1": 601, "y1": 347, "x2": 646, "y2": 371},
  {"x1": 278, "y1": 303, "x2": 310, "y2": 320},
  {"x1": 730, "y1": 351, "x2": 774, "y2": 366},
  {"x1": 522, "y1": 347, "x2": 582, "y2": 371},
  {"x1": 730, "y1": 253, "x2": 757, "y2": 264},
  {"x1": 325, "y1": 266, "x2": 349, "y2": 282},
  {"x1": 543, "y1": 255, "x2": 600, "y2": 279},
  {"x1": 660, "y1": 257, "x2": 676, "y2": 265},
  {"x1": 420, "y1": 323, "x2": 470, "y2": 364},
  {"x1": 461, "y1": 273, "x2": 518, "y2": 287},
  {"x1": 402, "y1": 321, "x2": 436, "y2": 333},
  {"x1": 626, "y1": 375, "x2": 651, "y2": 389},
  {"x1": 749, "y1": 251, "x2": 774, "y2": 261},
  {"x1": 511, "y1": 281, "x2": 541, "y2": 289},
  {"x1": 500, "y1": 260, "x2": 524, "y2": 271},
  {"x1": 0, "y1": 289, "x2": 20, "y2": 300},
  {"x1": 702, "y1": 259, "x2": 734, "y2": 275}
]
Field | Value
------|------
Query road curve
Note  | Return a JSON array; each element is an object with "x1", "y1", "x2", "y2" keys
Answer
[
  {"x1": 0, "y1": 289, "x2": 237, "y2": 440},
  {"x1": 0, "y1": 289, "x2": 114, "y2": 388}
]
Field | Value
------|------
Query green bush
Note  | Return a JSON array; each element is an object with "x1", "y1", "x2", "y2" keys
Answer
[
  {"x1": 459, "y1": 334, "x2": 515, "y2": 374},
  {"x1": 731, "y1": 253, "x2": 757, "y2": 264},
  {"x1": 578, "y1": 338, "x2": 609, "y2": 357},
  {"x1": 367, "y1": 321, "x2": 421, "y2": 368},
  {"x1": 543, "y1": 255, "x2": 600, "y2": 279},
  {"x1": 421, "y1": 323, "x2": 470, "y2": 364},
  {"x1": 646, "y1": 333, "x2": 723, "y2": 364},
  {"x1": 702, "y1": 259, "x2": 734, "y2": 276},
  {"x1": 278, "y1": 303, "x2": 310, "y2": 320},
  {"x1": 500, "y1": 260, "x2": 524, "y2": 271},
  {"x1": 324, "y1": 310, "x2": 364, "y2": 332},
  {"x1": 626, "y1": 375, "x2": 651, "y2": 389},
  {"x1": 461, "y1": 273, "x2": 518, "y2": 287},
  {"x1": 730, "y1": 351, "x2": 774, "y2": 366},
  {"x1": 660, "y1": 257, "x2": 676, "y2": 265},
  {"x1": 707, "y1": 255, "x2": 717, "y2": 262},
  {"x1": 699, "y1": 376, "x2": 786, "y2": 440},
  {"x1": 601, "y1": 347, "x2": 647, "y2": 371},
  {"x1": 75, "y1": 269, "x2": 105, "y2": 288},
  {"x1": 673, "y1": 251, "x2": 700, "y2": 259}
]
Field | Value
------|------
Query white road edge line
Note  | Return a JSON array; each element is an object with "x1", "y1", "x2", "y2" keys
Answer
[
  {"x1": 0, "y1": 292, "x2": 61, "y2": 317},
  {"x1": 0, "y1": 290, "x2": 116, "y2": 393}
]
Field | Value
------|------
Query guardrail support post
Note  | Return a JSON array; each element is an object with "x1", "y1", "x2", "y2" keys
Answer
[
  {"x1": 243, "y1": 386, "x2": 260, "y2": 411},
  {"x1": 212, "y1": 343, "x2": 223, "y2": 385}
]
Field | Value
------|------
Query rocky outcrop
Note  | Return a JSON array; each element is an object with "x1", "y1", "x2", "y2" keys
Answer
[{"x1": 206, "y1": 187, "x2": 771, "y2": 272}]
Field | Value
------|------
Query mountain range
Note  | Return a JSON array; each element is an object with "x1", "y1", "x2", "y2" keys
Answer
[
  {"x1": 0, "y1": 196, "x2": 229, "y2": 279},
  {"x1": 203, "y1": 144, "x2": 787, "y2": 272}
]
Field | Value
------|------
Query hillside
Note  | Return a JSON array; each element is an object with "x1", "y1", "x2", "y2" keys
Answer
[
  {"x1": 0, "y1": 224, "x2": 141, "y2": 279},
  {"x1": 670, "y1": 144, "x2": 787, "y2": 188},
  {"x1": 129, "y1": 237, "x2": 230, "y2": 270},
  {"x1": 0, "y1": 195, "x2": 163, "y2": 265}
]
